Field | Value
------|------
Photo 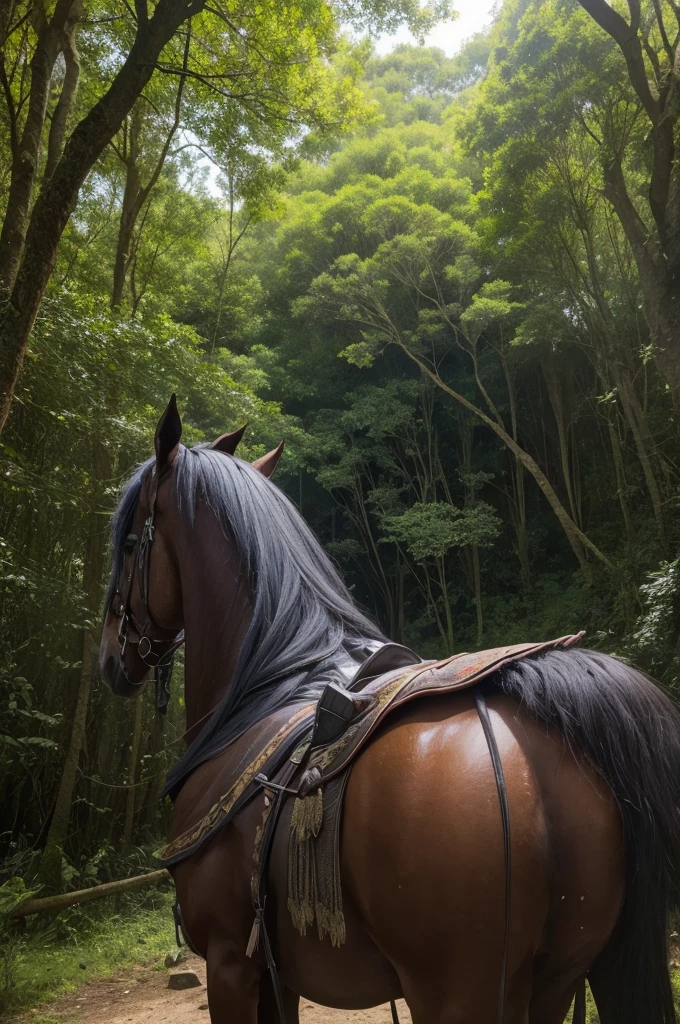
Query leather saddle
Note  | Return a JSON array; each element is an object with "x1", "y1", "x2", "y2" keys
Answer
[{"x1": 159, "y1": 633, "x2": 583, "y2": 867}]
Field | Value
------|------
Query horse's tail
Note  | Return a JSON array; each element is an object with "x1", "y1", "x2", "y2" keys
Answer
[{"x1": 496, "y1": 647, "x2": 680, "y2": 1024}]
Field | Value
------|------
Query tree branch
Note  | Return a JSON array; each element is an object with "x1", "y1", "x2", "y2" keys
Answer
[
  {"x1": 577, "y1": 0, "x2": 661, "y2": 123},
  {"x1": 46, "y1": 2, "x2": 83, "y2": 180},
  {"x1": 602, "y1": 148, "x2": 665, "y2": 285},
  {"x1": 0, "y1": 62, "x2": 18, "y2": 156},
  {"x1": 651, "y1": 0, "x2": 674, "y2": 62}
]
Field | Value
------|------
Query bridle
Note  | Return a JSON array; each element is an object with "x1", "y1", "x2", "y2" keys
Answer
[{"x1": 111, "y1": 463, "x2": 185, "y2": 712}]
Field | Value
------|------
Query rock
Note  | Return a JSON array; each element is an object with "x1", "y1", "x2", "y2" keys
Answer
[
  {"x1": 164, "y1": 949, "x2": 188, "y2": 968},
  {"x1": 168, "y1": 971, "x2": 202, "y2": 991}
]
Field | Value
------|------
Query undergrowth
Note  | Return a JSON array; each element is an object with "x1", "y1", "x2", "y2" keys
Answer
[
  {"x1": 0, "y1": 887, "x2": 176, "y2": 1019},
  {"x1": 1, "y1": 886, "x2": 679, "y2": 1022}
]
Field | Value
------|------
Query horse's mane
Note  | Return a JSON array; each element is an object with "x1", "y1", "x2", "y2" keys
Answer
[{"x1": 107, "y1": 444, "x2": 385, "y2": 794}]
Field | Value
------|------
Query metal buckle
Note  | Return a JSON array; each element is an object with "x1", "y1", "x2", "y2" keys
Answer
[
  {"x1": 142, "y1": 515, "x2": 154, "y2": 546},
  {"x1": 138, "y1": 635, "x2": 153, "y2": 662}
]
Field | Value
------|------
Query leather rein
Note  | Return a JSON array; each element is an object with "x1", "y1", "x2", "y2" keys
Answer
[{"x1": 110, "y1": 465, "x2": 184, "y2": 713}]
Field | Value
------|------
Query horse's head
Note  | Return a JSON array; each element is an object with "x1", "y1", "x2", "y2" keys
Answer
[{"x1": 99, "y1": 395, "x2": 283, "y2": 699}]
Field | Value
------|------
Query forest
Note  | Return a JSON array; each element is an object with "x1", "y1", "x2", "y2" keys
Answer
[{"x1": 1, "y1": 0, "x2": 680, "y2": 993}]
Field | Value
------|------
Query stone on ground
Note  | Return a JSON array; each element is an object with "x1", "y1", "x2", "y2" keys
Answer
[
  {"x1": 168, "y1": 971, "x2": 202, "y2": 990},
  {"x1": 164, "y1": 948, "x2": 188, "y2": 968}
]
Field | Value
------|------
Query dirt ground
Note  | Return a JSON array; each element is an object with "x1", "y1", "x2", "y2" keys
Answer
[{"x1": 26, "y1": 954, "x2": 411, "y2": 1024}]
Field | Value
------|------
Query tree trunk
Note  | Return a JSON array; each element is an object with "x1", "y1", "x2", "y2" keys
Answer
[
  {"x1": 541, "y1": 356, "x2": 580, "y2": 527},
  {"x1": 472, "y1": 545, "x2": 483, "y2": 646},
  {"x1": 38, "y1": 629, "x2": 96, "y2": 891},
  {"x1": 398, "y1": 343, "x2": 614, "y2": 574},
  {"x1": 136, "y1": 710, "x2": 166, "y2": 830},
  {"x1": 0, "y1": 0, "x2": 205, "y2": 433},
  {"x1": 0, "y1": 0, "x2": 77, "y2": 295},
  {"x1": 111, "y1": 156, "x2": 141, "y2": 308},
  {"x1": 648, "y1": 281, "x2": 680, "y2": 405},
  {"x1": 37, "y1": 434, "x2": 110, "y2": 890},
  {"x1": 606, "y1": 415, "x2": 635, "y2": 544},
  {"x1": 612, "y1": 364, "x2": 666, "y2": 543},
  {"x1": 122, "y1": 697, "x2": 145, "y2": 853}
]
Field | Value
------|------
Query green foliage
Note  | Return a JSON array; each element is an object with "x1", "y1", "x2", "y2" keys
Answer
[
  {"x1": 383, "y1": 501, "x2": 500, "y2": 560},
  {"x1": 627, "y1": 559, "x2": 680, "y2": 687},
  {"x1": 0, "y1": 889, "x2": 176, "y2": 1015}
]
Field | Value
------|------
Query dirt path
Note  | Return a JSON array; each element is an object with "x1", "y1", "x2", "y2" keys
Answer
[{"x1": 28, "y1": 955, "x2": 411, "y2": 1024}]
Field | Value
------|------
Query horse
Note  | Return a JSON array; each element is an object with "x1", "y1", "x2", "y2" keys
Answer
[{"x1": 99, "y1": 396, "x2": 680, "y2": 1024}]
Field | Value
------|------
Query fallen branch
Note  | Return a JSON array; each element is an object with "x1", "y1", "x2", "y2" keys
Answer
[{"x1": 9, "y1": 868, "x2": 171, "y2": 918}]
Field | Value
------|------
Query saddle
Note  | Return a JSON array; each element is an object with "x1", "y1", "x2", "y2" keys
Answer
[{"x1": 159, "y1": 633, "x2": 583, "y2": 948}]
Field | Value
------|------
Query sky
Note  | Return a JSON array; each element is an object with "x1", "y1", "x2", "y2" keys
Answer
[{"x1": 374, "y1": 0, "x2": 498, "y2": 57}]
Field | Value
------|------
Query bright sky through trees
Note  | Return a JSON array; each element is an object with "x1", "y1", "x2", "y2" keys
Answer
[{"x1": 375, "y1": 0, "x2": 497, "y2": 55}]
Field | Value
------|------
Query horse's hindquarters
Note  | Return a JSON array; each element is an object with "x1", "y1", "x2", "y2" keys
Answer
[{"x1": 338, "y1": 691, "x2": 624, "y2": 1022}]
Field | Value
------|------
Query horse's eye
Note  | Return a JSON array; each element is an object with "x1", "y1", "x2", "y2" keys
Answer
[{"x1": 123, "y1": 533, "x2": 138, "y2": 555}]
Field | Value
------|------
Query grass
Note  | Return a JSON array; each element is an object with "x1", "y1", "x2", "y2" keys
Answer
[
  {"x1": 2, "y1": 889, "x2": 680, "y2": 1022},
  {"x1": 0, "y1": 888, "x2": 177, "y2": 1020}
]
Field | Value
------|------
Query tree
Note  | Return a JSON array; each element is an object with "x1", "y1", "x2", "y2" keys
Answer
[
  {"x1": 300, "y1": 203, "x2": 612, "y2": 574},
  {"x1": 0, "y1": 0, "x2": 452, "y2": 433},
  {"x1": 575, "y1": 0, "x2": 680, "y2": 398}
]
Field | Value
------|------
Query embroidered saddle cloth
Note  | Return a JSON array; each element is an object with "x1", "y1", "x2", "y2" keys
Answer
[{"x1": 159, "y1": 633, "x2": 583, "y2": 941}]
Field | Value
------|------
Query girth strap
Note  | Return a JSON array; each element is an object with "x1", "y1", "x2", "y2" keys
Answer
[
  {"x1": 475, "y1": 688, "x2": 512, "y2": 1024},
  {"x1": 572, "y1": 979, "x2": 586, "y2": 1023}
]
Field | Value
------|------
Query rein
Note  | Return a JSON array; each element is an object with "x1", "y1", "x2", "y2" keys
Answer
[{"x1": 112, "y1": 464, "x2": 185, "y2": 712}]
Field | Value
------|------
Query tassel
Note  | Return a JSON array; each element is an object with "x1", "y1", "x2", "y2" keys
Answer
[
  {"x1": 316, "y1": 904, "x2": 346, "y2": 947},
  {"x1": 290, "y1": 788, "x2": 323, "y2": 842},
  {"x1": 287, "y1": 832, "x2": 316, "y2": 935},
  {"x1": 287, "y1": 791, "x2": 322, "y2": 935}
]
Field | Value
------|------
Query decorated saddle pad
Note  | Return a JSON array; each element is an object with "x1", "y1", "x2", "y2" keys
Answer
[{"x1": 156, "y1": 630, "x2": 581, "y2": 921}]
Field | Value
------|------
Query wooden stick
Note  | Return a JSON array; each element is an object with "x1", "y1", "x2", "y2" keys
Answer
[{"x1": 9, "y1": 868, "x2": 171, "y2": 918}]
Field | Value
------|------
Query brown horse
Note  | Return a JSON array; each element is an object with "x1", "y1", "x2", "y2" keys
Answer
[{"x1": 100, "y1": 396, "x2": 680, "y2": 1024}]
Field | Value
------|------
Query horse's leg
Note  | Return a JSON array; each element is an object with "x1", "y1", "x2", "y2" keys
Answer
[
  {"x1": 205, "y1": 940, "x2": 262, "y2": 1023},
  {"x1": 401, "y1": 952, "x2": 535, "y2": 1024},
  {"x1": 527, "y1": 973, "x2": 586, "y2": 1024},
  {"x1": 257, "y1": 971, "x2": 300, "y2": 1024}
]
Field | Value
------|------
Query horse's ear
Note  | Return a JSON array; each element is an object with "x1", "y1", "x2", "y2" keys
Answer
[
  {"x1": 155, "y1": 394, "x2": 182, "y2": 471},
  {"x1": 210, "y1": 423, "x2": 247, "y2": 455},
  {"x1": 252, "y1": 440, "x2": 284, "y2": 478}
]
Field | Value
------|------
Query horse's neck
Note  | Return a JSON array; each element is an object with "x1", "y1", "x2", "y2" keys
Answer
[{"x1": 176, "y1": 503, "x2": 252, "y2": 735}]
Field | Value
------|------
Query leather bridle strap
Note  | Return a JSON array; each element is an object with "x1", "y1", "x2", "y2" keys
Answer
[
  {"x1": 475, "y1": 687, "x2": 511, "y2": 1024},
  {"x1": 115, "y1": 464, "x2": 185, "y2": 677}
]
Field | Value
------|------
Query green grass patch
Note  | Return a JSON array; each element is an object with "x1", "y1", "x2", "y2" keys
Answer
[
  {"x1": 0, "y1": 889, "x2": 176, "y2": 1019},
  {"x1": 2, "y1": 890, "x2": 680, "y2": 1022}
]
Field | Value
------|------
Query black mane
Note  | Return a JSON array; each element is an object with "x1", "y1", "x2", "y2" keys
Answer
[{"x1": 107, "y1": 444, "x2": 385, "y2": 793}]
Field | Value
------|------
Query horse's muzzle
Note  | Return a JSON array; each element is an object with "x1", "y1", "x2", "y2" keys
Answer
[{"x1": 100, "y1": 653, "x2": 149, "y2": 697}]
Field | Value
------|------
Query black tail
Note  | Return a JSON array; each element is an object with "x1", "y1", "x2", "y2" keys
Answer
[{"x1": 495, "y1": 648, "x2": 680, "y2": 1024}]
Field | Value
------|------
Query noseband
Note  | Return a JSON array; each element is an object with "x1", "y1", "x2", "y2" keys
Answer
[{"x1": 111, "y1": 465, "x2": 185, "y2": 712}]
